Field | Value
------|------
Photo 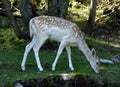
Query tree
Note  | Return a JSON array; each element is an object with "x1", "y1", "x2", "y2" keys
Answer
[
  {"x1": 31, "y1": 0, "x2": 40, "y2": 11},
  {"x1": 18, "y1": 0, "x2": 34, "y2": 39},
  {"x1": 53, "y1": 0, "x2": 69, "y2": 18},
  {"x1": 85, "y1": 0, "x2": 97, "y2": 34},
  {"x1": 1, "y1": 0, "x2": 34, "y2": 39},
  {"x1": 1, "y1": 0, "x2": 22, "y2": 38},
  {"x1": 48, "y1": 0, "x2": 69, "y2": 18},
  {"x1": 1, "y1": 0, "x2": 69, "y2": 39}
]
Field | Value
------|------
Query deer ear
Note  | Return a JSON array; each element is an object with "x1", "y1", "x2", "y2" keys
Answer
[{"x1": 92, "y1": 48, "x2": 96, "y2": 56}]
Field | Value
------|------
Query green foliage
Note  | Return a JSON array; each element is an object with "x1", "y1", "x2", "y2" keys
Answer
[
  {"x1": 0, "y1": 29, "x2": 16, "y2": 46},
  {"x1": 0, "y1": 29, "x2": 27, "y2": 48}
]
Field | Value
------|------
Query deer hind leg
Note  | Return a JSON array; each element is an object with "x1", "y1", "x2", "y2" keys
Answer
[
  {"x1": 66, "y1": 46, "x2": 74, "y2": 71},
  {"x1": 33, "y1": 35, "x2": 48, "y2": 71},
  {"x1": 52, "y1": 40, "x2": 67, "y2": 71},
  {"x1": 21, "y1": 36, "x2": 36, "y2": 71}
]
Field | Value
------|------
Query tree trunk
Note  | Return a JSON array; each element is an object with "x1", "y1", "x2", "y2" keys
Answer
[
  {"x1": 18, "y1": 0, "x2": 34, "y2": 39},
  {"x1": 59, "y1": 0, "x2": 69, "y2": 18},
  {"x1": 45, "y1": 0, "x2": 52, "y2": 10},
  {"x1": 52, "y1": 0, "x2": 59, "y2": 16},
  {"x1": 49, "y1": 0, "x2": 69, "y2": 18},
  {"x1": 1, "y1": 0, "x2": 22, "y2": 38},
  {"x1": 85, "y1": 0, "x2": 97, "y2": 34},
  {"x1": 30, "y1": 0, "x2": 40, "y2": 11}
]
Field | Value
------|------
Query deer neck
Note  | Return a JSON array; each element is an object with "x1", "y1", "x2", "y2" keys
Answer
[{"x1": 78, "y1": 39, "x2": 92, "y2": 61}]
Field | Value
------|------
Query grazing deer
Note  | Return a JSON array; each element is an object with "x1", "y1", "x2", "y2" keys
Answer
[{"x1": 21, "y1": 16, "x2": 100, "y2": 73}]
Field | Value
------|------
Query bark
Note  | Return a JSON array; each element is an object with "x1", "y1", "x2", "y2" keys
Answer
[
  {"x1": 1, "y1": 0, "x2": 22, "y2": 38},
  {"x1": 0, "y1": 8, "x2": 8, "y2": 17},
  {"x1": 0, "y1": 8, "x2": 22, "y2": 18},
  {"x1": 52, "y1": 0, "x2": 58, "y2": 16},
  {"x1": 37, "y1": 0, "x2": 69, "y2": 18},
  {"x1": 18, "y1": 0, "x2": 34, "y2": 39},
  {"x1": 49, "y1": 0, "x2": 69, "y2": 18},
  {"x1": 45, "y1": 0, "x2": 52, "y2": 10},
  {"x1": 60, "y1": 0, "x2": 69, "y2": 18},
  {"x1": 30, "y1": 0, "x2": 40, "y2": 11},
  {"x1": 85, "y1": 0, "x2": 97, "y2": 34}
]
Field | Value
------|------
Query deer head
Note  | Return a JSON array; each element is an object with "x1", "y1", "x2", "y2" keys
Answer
[{"x1": 89, "y1": 48, "x2": 100, "y2": 73}]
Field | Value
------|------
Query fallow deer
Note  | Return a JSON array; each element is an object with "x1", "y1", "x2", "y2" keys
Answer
[{"x1": 21, "y1": 16, "x2": 100, "y2": 73}]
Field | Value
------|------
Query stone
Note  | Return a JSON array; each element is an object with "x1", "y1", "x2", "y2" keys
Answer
[
  {"x1": 15, "y1": 82, "x2": 24, "y2": 87},
  {"x1": 61, "y1": 73, "x2": 72, "y2": 80},
  {"x1": 112, "y1": 54, "x2": 120, "y2": 63},
  {"x1": 100, "y1": 59, "x2": 114, "y2": 64}
]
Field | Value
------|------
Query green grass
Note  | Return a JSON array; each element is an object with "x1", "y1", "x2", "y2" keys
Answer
[{"x1": 0, "y1": 29, "x2": 120, "y2": 85}]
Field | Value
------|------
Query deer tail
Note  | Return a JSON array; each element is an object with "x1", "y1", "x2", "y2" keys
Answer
[{"x1": 29, "y1": 19, "x2": 33, "y2": 38}]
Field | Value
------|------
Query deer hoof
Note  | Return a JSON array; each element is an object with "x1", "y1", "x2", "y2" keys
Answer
[
  {"x1": 21, "y1": 66, "x2": 25, "y2": 71},
  {"x1": 52, "y1": 67, "x2": 55, "y2": 71},
  {"x1": 38, "y1": 67, "x2": 43, "y2": 72},
  {"x1": 71, "y1": 67, "x2": 74, "y2": 71}
]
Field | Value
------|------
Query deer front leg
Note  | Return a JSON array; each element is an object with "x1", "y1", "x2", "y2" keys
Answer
[
  {"x1": 21, "y1": 36, "x2": 36, "y2": 71},
  {"x1": 52, "y1": 41, "x2": 66, "y2": 71},
  {"x1": 66, "y1": 46, "x2": 74, "y2": 71}
]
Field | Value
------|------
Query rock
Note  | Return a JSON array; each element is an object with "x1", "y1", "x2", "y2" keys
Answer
[
  {"x1": 100, "y1": 59, "x2": 114, "y2": 64},
  {"x1": 15, "y1": 82, "x2": 24, "y2": 87},
  {"x1": 61, "y1": 73, "x2": 72, "y2": 80},
  {"x1": 10, "y1": 74, "x2": 118, "y2": 87},
  {"x1": 15, "y1": 79, "x2": 36, "y2": 87},
  {"x1": 36, "y1": 78, "x2": 49, "y2": 87},
  {"x1": 50, "y1": 76, "x2": 66, "y2": 87},
  {"x1": 72, "y1": 75, "x2": 102, "y2": 87},
  {"x1": 112, "y1": 54, "x2": 120, "y2": 63},
  {"x1": 100, "y1": 54, "x2": 120, "y2": 64}
]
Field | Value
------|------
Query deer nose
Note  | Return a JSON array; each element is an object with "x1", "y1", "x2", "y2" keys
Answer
[{"x1": 95, "y1": 69, "x2": 100, "y2": 73}]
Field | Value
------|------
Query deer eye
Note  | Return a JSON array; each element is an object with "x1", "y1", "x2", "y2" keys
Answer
[{"x1": 96, "y1": 62, "x2": 99, "y2": 65}]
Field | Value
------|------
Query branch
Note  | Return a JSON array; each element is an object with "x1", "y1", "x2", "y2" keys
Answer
[
  {"x1": 0, "y1": 8, "x2": 8, "y2": 17},
  {"x1": 0, "y1": 8, "x2": 22, "y2": 18}
]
